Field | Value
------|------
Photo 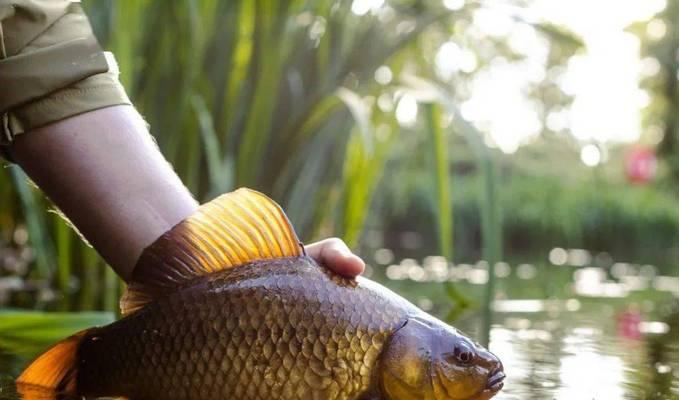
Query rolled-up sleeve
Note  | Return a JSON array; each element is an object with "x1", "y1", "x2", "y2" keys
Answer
[{"x1": 0, "y1": 0, "x2": 130, "y2": 148}]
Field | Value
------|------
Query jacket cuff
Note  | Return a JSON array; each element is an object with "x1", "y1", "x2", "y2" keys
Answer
[{"x1": 0, "y1": 1, "x2": 131, "y2": 149}]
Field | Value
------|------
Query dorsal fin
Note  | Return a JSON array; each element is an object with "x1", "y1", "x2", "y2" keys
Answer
[{"x1": 120, "y1": 188, "x2": 303, "y2": 315}]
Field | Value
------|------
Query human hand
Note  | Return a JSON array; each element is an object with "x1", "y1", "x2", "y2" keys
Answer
[{"x1": 306, "y1": 238, "x2": 365, "y2": 278}]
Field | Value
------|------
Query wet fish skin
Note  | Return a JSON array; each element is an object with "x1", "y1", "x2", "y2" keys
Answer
[{"x1": 77, "y1": 257, "x2": 414, "y2": 400}]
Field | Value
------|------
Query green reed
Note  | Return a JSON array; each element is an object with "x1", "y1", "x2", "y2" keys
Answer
[{"x1": 0, "y1": 0, "x2": 460, "y2": 312}]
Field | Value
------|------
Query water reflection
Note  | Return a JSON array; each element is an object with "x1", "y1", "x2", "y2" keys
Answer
[
  {"x1": 382, "y1": 250, "x2": 679, "y2": 300},
  {"x1": 484, "y1": 304, "x2": 679, "y2": 400}
]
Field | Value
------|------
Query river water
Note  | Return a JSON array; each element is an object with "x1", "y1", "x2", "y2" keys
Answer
[
  {"x1": 1, "y1": 261, "x2": 678, "y2": 399},
  {"x1": 486, "y1": 301, "x2": 679, "y2": 399}
]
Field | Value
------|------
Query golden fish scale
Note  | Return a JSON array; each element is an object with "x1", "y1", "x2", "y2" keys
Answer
[{"x1": 77, "y1": 257, "x2": 413, "y2": 400}]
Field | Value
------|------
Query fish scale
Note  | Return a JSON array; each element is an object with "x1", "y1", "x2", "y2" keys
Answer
[{"x1": 76, "y1": 258, "x2": 409, "y2": 400}]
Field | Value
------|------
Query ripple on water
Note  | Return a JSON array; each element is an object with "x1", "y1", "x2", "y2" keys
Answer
[{"x1": 487, "y1": 304, "x2": 679, "y2": 400}]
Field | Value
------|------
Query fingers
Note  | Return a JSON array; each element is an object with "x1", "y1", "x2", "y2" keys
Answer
[{"x1": 306, "y1": 237, "x2": 365, "y2": 278}]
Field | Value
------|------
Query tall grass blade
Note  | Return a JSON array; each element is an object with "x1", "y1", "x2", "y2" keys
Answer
[
  {"x1": 425, "y1": 104, "x2": 471, "y2": 321},
  {"x1": 9, "y1": 168, "x2": 54, "y2": 280},
  {"x1": 425, "y1": 104, "x2": 452, "y2": 259},
  {"x1": 53, "y1": 215, "x2": 72, "y2": 310},
  {"x1": 237, "y1": 1, "x2": 284, "y2": 185},
  {"x1": 0, "y1": 310, "x2": 114, "y2": 356},
  {"x1": 402, "y1": 75, "x2": 502, "y2": 344},
  {"x1": 103, "y1": 267, "x2": 119, "y2": 314},
  {"x1": 479, "y1": 154, "x2": 501, "y2": 347},
  {"x1": 337, "y1": 89, "x2": 398, "y2": 246},
  {"x1": 337, "y1": 88, "x2": 374, "y2": 154},
  {"x1": 78, "y1": 247, "x2": 100, "y2": 311},
  {"x1": 191, "y1": 94, "x2": 233, "y2": 199}
]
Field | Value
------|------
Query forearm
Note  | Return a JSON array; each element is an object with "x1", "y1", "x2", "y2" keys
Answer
[{"x1": 10, "y1": 106, "x2": 198, "y2": 280}]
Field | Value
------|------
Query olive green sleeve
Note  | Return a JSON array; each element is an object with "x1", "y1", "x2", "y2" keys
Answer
[{"x1": 0, "y1": 0, "x2": 131, "y2": 147}]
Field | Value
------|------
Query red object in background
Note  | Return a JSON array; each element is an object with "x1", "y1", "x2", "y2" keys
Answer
[
  {"x1": 617, "y1": 307, "x2": 643, "y2": 340},
  {"x1": 625, "y1": 147, "x2": 657, "y2": 184}
]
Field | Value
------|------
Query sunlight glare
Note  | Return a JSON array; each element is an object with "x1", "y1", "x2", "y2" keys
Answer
[
  {"x1": 435, "y1": 42, "x2": 478, "y2": 79},
  {"x1": 508, "y1": 24, "x2": 546, "y2": 59},
  {"x1": 461, "y1": 61, "x2": 542, "y2": 154},
  {"x1": 580, "y1": 144, "x2": 601, "y2": 167},
  {"x1": 530, "y1": 0, "x2": 667, "y2": 144},
  {"x1": 377, "y1": 93, "x2": 394, "y2": 112},
  {"x1": 374, "y1": 65, "x2": 393, "y2": 85},
  {"x1": 563, "y1": 33, "x2": 643, "y2": 142},
  {"x1": 473, "y1": 8, "x2": 514, "y2": 37},
  {"x1": 435, "y1": 42, "x2": 460, "y2": 80},
  {"x1": 395, "y1": 94, "x2": 418, "y2": 127},
  {"x1": 557, "y1": 345, "x2": 625, "y2": 399},
  {"x1": 647, "y1": 18, "x2": 668, "y2": 40},
  {"x1": 351, "y1": 0, "x2": 384, "y2": 16},
  {"x1": 546, "y1": 109, "x2": 570, "y2": 132},
  {"x1": 443, "y1": 0, "x2": 465, "y2": 11},
  {"x1": 640, "y1": 57, "x2": 662, "y2": 77}
]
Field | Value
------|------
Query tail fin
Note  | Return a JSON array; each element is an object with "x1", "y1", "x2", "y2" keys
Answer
[{"x1": 16, "y1": 330, "x2": 90, "y2": 398}]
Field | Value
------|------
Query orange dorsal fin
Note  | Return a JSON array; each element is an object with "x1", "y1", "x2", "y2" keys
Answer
[
  {"x1": 120, "y1": 188, "x2": 303, "y2": 315},
  {"x1": 16, "y1": 329, "x2": 90, "y2": 398}
]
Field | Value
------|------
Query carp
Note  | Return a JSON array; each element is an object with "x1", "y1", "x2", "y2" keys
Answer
[{"x1": 17, "y1": 189, "x2": 504, "y2": 400}]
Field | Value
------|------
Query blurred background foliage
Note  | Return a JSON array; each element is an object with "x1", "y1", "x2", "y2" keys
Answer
[
  {"x1": 632, "y1": 0, "x2": 679, "y2": 184},
  {"x1": 0, "y1": 0, "x2": 677, "y2": 316}
]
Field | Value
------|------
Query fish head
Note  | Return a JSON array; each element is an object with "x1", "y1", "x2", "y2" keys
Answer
[{"x1": 380, "y1": 316, "x2": 504, "y2": 400}]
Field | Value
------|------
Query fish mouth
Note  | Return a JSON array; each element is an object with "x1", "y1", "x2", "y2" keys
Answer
[
  {"x1": 466, "y1": 368, "x2": 506, "y2": 400},
  {"x1": 485, "y1": 368, "x2": 505, "y2": 393}
]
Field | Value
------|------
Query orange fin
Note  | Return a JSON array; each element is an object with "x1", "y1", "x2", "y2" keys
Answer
[
  {"x1": 16, "y1": 329, "x2": 90, "y2": 398},
  {"x1": 121, "y1": 188, "x2": 303, "y2": 315}
]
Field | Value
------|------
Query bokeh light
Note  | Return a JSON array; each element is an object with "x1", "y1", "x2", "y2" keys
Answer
[{"x1": 580, "y1": 144, "x2": 601, "y2": 167}]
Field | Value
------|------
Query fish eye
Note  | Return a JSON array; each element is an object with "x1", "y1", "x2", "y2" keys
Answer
[{"x1": 454, "y1": 342, "x2": 475, "y2": 364}]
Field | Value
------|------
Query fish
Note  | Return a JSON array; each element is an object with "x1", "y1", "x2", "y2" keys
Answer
[{"x1": 16, "y1": 188, "x2": 505, "y2": 400}]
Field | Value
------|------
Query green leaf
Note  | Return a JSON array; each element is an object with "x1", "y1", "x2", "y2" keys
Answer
[
  {"x1": 425, "y1": 103, "x2": 452, "y2": 260},
  {"x1": 191, "y1": 94, "x2": 233, "y2": 199},
  {"x1": 337, "y1": 88, "x2": 374, "y2": 154},
  {"x1": 9, "y1": 168, "x2": 54, "y2": 280},
  {"x1": 0, "y1": 310, "x2": 114, "y2": 356}
]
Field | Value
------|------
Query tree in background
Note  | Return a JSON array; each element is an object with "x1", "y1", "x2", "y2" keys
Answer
[{"x1": 633, "y1": 1, "x2": 679, "y2": 186}]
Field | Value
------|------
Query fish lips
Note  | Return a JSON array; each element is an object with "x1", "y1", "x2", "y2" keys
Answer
[
  {"x1": 486, "y1": 368, "x2": 505, "y2": 391},
  {"x1": 476, "y1": 368, "x2": 505, "y2": 399}
]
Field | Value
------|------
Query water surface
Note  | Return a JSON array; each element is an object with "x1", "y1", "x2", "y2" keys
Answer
[{"x1": 1, "y1": 263, "x2": 678, "y2": 399}]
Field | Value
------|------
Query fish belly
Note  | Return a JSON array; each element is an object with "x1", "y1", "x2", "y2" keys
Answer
[{"x1": 77, "y1": 260, "x2": 408, "y2": 400}]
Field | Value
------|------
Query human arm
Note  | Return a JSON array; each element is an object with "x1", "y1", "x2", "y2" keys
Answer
[
  {"x1": 1, "y1": 0, "x2": 364, "y2": 281},
  {"x1": 9, "y1": 106, "x2": 198, "y2": 281},
  {"x1": 9, "y1": 108, "x2": 364, "y2": 280}
]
